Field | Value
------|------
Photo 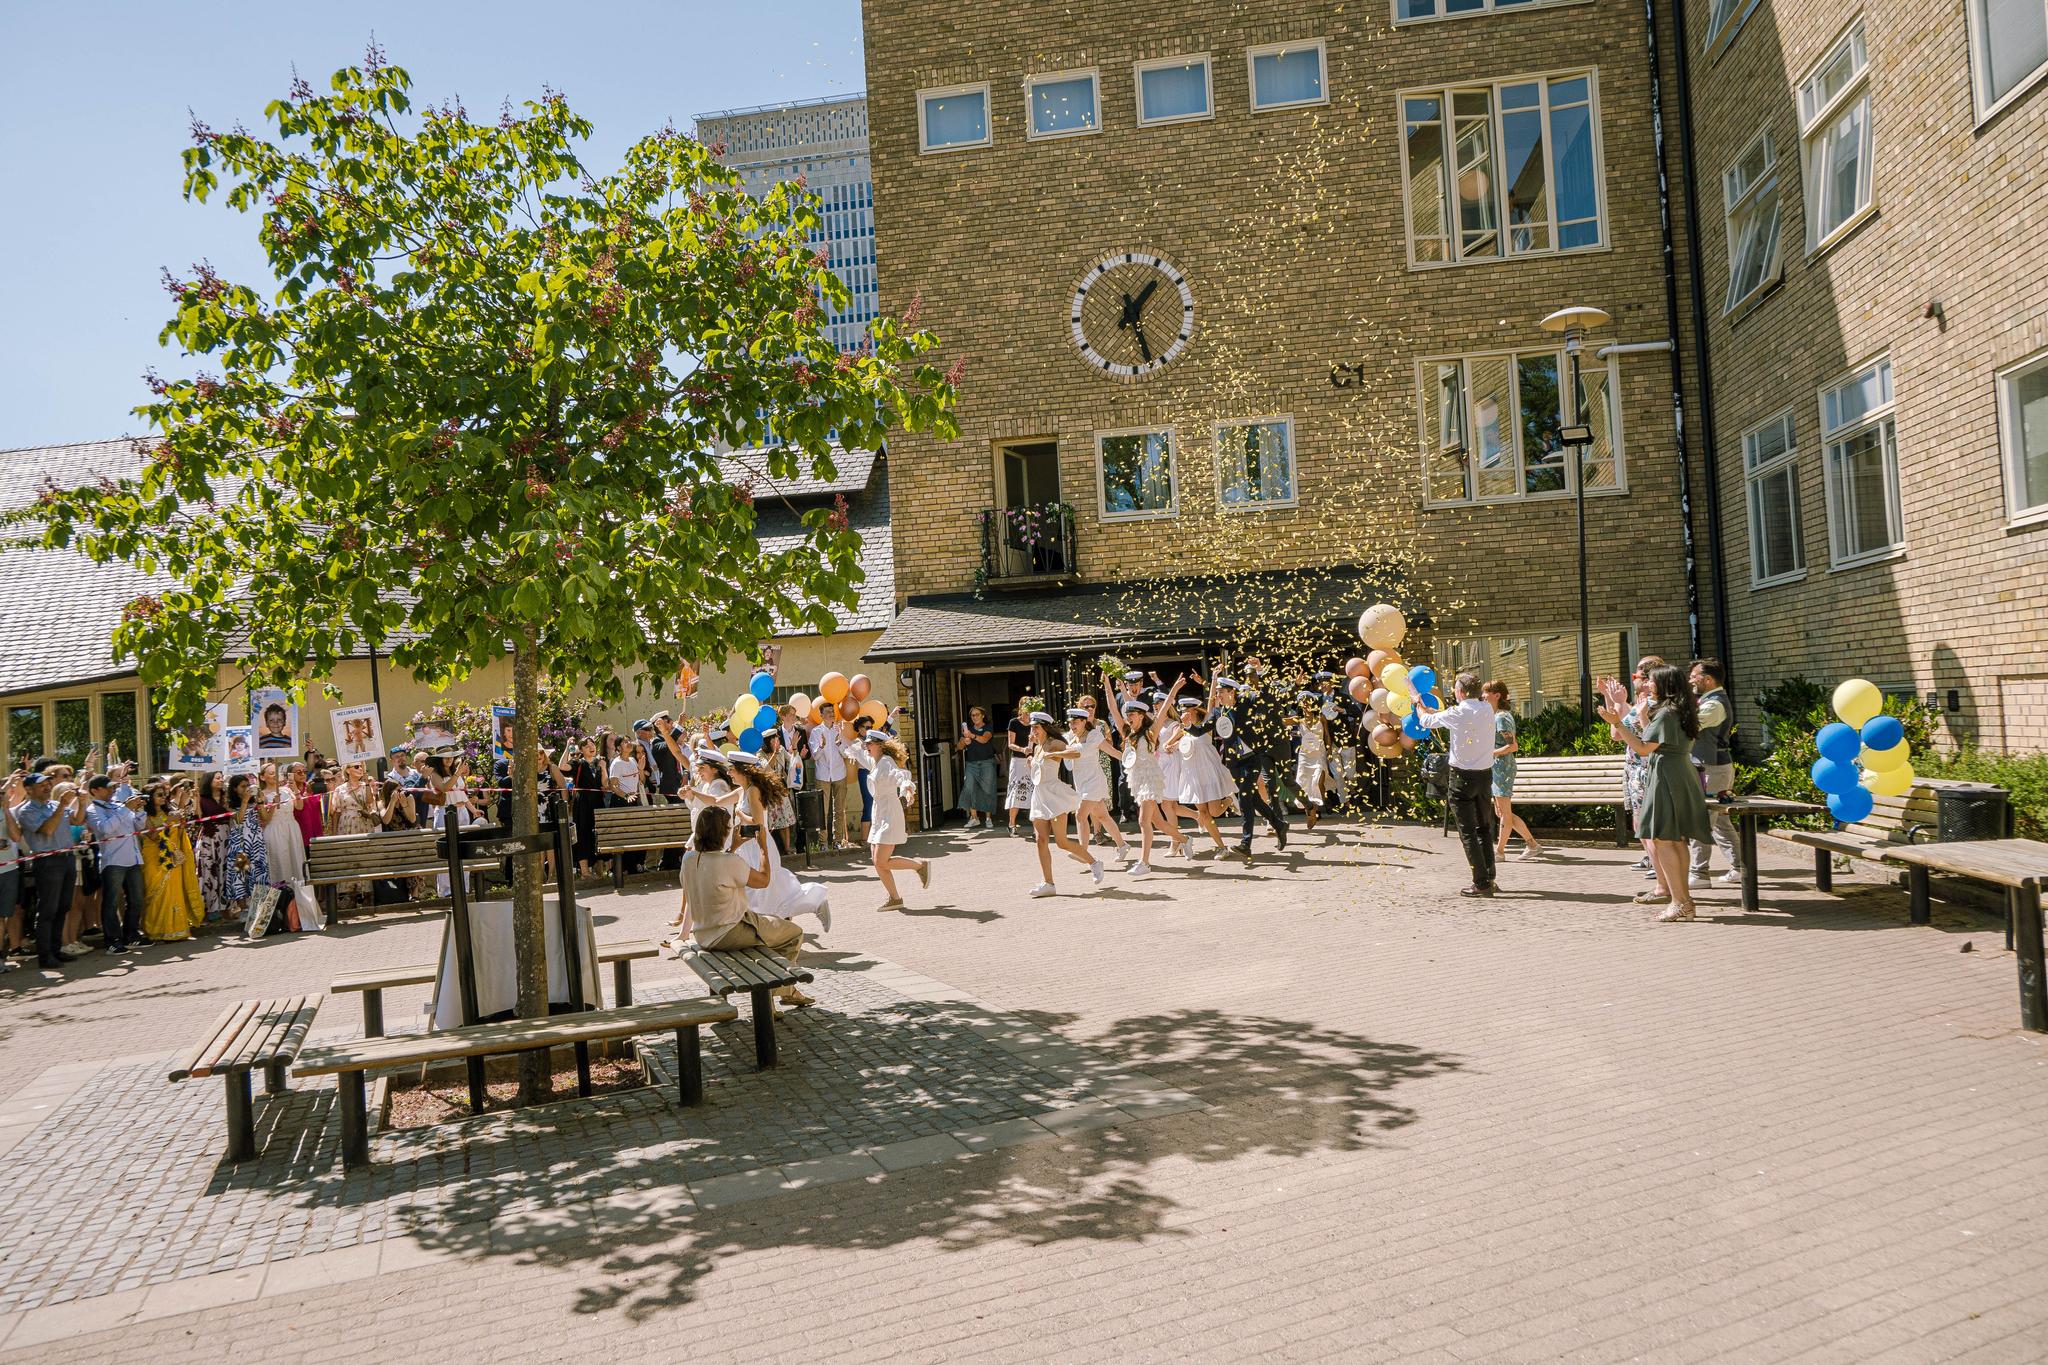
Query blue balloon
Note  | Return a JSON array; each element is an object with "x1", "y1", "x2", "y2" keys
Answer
[
  {"x1": 1828, "y1": 787, "x2": 1874, "y2": 825},
  {"x1": 1402, "y1": 711, "x2": 1428, "y2": 741},
  {"x1": 1859, "y1": 714, "x2": 1904, "y2": 752},
  {"x1": 748, "y1": 671, "x2": 775, "y2": 702},
  {"x1": 1811, "y1": 758, "x2": 1860, "y2": 796},
  {"x1": 1408, "y1": 666, "x2": 1438, "y2": 698},
  {"x1": 752, "y1": 704, "x2": 778, "y2": 733},
  {"x1": 736, "y1": 728, "x2": 764, "y2": 754},
  {"x1": 1418, "y1": 692, "x2": 1442, "y2": 711},
  {"x1": 1815, "y1": 722, "x2": 1862, "y2": 765}
]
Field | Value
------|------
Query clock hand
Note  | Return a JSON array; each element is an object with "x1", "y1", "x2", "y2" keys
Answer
[
  {"x1": 1135, "y1": 326, "x2": 1153, "y2": 364},
  {"x1": 1131, "y1": 280, "x2": 1159, "y2": 312},
  {"x1": 1117, "y1": 292, "x2": 1138, "y2": 330}
]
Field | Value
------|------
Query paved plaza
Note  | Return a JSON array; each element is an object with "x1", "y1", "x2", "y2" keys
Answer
[{"x1": 1, "y1": 817, "x2": 2045, "y2": 1362}]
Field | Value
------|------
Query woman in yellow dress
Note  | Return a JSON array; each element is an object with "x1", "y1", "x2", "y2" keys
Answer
[{"x1": 142, "y1": 785, "x2": 204, "y2": 942}]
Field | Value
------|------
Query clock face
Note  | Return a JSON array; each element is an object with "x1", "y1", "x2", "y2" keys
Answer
[{"x1": 1070, "y1": 250, "x2": 1194, "y2": 380}]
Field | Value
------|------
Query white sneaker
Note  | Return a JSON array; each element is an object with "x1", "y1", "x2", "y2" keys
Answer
[
  {"x1": 1088, "y1": 860, "x2": 1105, "y2": 886},
  {"x1": 59, "y1": 943, "x2": 90, "y2": 960},
  {"x1": 1688, "y1": 872, "x2": 1712, "y2": 889},
  {"x1": 1029, "y1": 882, "x2": 1056, "y2": 898},
  {"x1": 1715, "y1": 870, "x2": 1743, "y2": 887},
  {"x1": 1129, "y1": 863, "x2": 1152, "y2": 879}
]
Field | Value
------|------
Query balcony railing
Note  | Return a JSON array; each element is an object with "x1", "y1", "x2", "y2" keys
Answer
[{"x1": 977, "y1": 502, "x2": 1076, "y2": 590}]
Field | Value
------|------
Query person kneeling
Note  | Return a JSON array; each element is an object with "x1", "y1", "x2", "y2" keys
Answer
[{"x1": 677, "y1": 806, "x2": 814, "y2": 1010}]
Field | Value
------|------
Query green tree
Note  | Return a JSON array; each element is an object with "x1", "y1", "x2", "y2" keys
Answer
[{"x1": 13, "y1": 50, "x2": 956, "y2": 1102}]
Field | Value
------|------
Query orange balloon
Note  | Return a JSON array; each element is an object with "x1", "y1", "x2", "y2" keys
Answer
[
  {"x1": 1347, "y1": 676, "x2": 1372, "y2": 704},
  {"x1": 1368, "y1": 725, "x2": 1402, "y2": 759},
  {"x1": 848, "y1": 673, "x2": 872, "y2": 704},
  {"x1": 1344, "y1": 657, "x2": 1369, "y2": 679},
  {"x1": 819, "y1": 671, "x2": 849, "y2": 706},
  {"x1": 1365, "y1": 650, "x2": 1388, "y2": 678},
  {"x1": 859, "y1": 699, "x2": 887, "y2": 727}
]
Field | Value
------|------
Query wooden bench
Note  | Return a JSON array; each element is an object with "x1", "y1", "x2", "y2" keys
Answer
[
  {"x1": 169, "y1": 995, "x2": 325, "y2": 1162},
  {"x1": 1766, "y1": 782, "x2": 1942, "y2": 904},
  {"x1": 305, "y1": 828, "x2": 503, "y2": 920},
  {"x1": 1506, "y1": 754, "x2": 1634, "y2": 845},
  {"x1": 328, "y1": 938, "x2": 661, "y2": 1036},
  {"x1": 680, "y1": 947, "x2": 815, "y2": 1069},
  {"x1": 593, "y1": 804, "x2": 696, "y2": 888},
  {"x1": 293, "y1": 997, "x2": 738, "y2": 1169}
]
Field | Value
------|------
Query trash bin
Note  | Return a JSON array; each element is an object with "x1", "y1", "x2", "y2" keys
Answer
[
  {"x1": 1936, "y1": 782, "x2": 2009, "y2": 842},
  {"x1": 794, "y1": 788, "x2": 827, "y2": 856}
]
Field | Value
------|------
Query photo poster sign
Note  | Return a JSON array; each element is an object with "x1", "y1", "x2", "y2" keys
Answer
[
  {"x1": 675, "y1": 660, "x2": 699, "y2": 706},
  {"x1": 491, "y1": 705, "x2": 516, "y2": 766},
  {"x1": 330, "y1": 703, "x2": 386, "y2": 763},
  {"x1": 168, "y1": 703, "x2": 229, "y2": 771},
  {"x1": 407, "y1": 718, "x2": 460, "y2": 755},
  {"x1": 250, "y1": 686, "x2": 300, "y2": 756},
  {"x1": 224, "y1": 725, "x2": 258, "y2": 775}
]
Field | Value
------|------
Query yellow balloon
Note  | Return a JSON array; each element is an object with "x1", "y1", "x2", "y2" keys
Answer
[
  {"x1": 1860, "y1": 741, "x2": 1911, "y2": 771},
  {"x1": 732, "y1": 695, "x2": 761, "y2": 728},
  {"x1": 1382, "y1": 664, "x2": 1411, "y2": 696},
  {"x1": 1832, "y1": 678, "x2": 1883, "y2": 729},
  {"x1": 1387, "y1": 690, "x2": 1415, "y2": 717},
  {"x1": 1862, "y1": 761, "x2": 1916, "y2": 797}
]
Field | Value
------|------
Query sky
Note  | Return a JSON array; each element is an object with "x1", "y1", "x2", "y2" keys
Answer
[{"x1": 0, "y1": 0, "x2": 865, "y2": 450}]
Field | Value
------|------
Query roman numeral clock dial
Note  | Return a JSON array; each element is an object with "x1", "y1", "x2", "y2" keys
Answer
[{"x1": 1069, "y1": 250, "x2": 1194, "y2": 380}]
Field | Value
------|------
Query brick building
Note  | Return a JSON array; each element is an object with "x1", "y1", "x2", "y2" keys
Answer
[
  {"x1": 858, "y1": 0, "x2": 1720, "y2": 804},
  {"x1": 1685, "y1": 0, "x2": 2048, "y2": 753}
]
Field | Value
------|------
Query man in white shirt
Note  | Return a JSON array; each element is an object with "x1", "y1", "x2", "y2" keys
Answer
[
  {"x1": 84, "y1": 775, "x2": 149, "y2": 950},
  {"x1": 1416, "y1": 672, "x2": 1500, "y2": 897},
  {"x1": 807, "y1": 701, "x2": 856, "y2": 851}
]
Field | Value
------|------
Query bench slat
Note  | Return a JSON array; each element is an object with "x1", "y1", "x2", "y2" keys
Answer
[
  {"x1": 329, "y1": 939, "x2": 660, "y2": 996},
  {"x1": 170, "y1": 1000, "x2": 259, "y2": 1082},
  {"x1": 682, "y1": 947, "x2": 812, "y2": 997},
  {"x1": 292, "y1": 998, "x2": 738, "y2": 1077},
  {"x1": 170, "y1": 996, "x2": 326, "y2": 1081}
]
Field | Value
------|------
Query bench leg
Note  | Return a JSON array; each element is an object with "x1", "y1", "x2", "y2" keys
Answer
[
  {"x1": 750, "y1": 986, "x2": 777, "y2": 1070},
  {"x1": 2012, "y1": 886, "x2": 2047, "y2": 1034},
  {"x1": 224, "y1": 1071, "x2": 256, "y2": 1163},
  {"x1": 362, "y1": 989, "x2": 385, "y2": 1039},
  {"x1": 575, "y1": 1041, "x2": 593, "y2": 1098},
  {"x1": 1907, "y1": 865, "x2": 1931, "y2": 926},
  {"x1": 466, "y1": 1057, "x2": 487, "y2": 1115},
  {"x1": 613, "y1": 960, "x2": 633, "y2": 1008},
  {"x1": 676, "y1": 1025, "x2": 704, "y2": 1106},
  {"x1": 264, "y1": 1060, "x2": 288, "y2": 1096},
  {"x1": 322, "y1": 883, "x2": 341, "y2": 927},
  {"x1": 612, "y1": 853, "x2": 626, "y2": 892},
  {"x1": 1614, "y1": 806, "x2": 1628, "y2": 849},
  {"x1": 339, "y1": 1071, "x2": 370, "y2": 1169},
  {"x1": 1814, "y1": 846, "x2": 1834, "y2": 894}
]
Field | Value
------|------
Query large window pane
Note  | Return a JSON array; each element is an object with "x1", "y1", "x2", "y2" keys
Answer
[
  {"x1": 1452, "y1": 91, "x2": 1499, "y2": 258},
  {"x1": 1829, "y1": 419, "x2": 1899, "y2": 560},
  {"x1": 1218, "y1": 421, "x2": 1296, "y2": 507},
  {"x1": 922, "y1": 88, "x2": 988, "y2": 150},
  {"x1": 1517, "y1": 354, "x2": 1565, "y2": 494},
  {"x1": 1429, "y1": 362, "x2": 1472, "y2": 502},
  {"x1": 1469, "y1": 356, "x2": 1516, "y2": 499},
  {"x1": 1751, "y1": 464, "x2": 1804, "y2": 580},
  {"x1": 1980, "y1": 0, "x2": 2048, "y2": 108},
  {"x1": 1500, "y1": 83, "x2": 1550, "y2": 254},
  {"x1": 2009, "y1": 359, "x2": 2048, "y2": 513},
  {"x1": 1549, "y1": 82, "x2": 1600, "y2": 250},
  {"x1": 100, "y1": 691, "x2": 139, "y2": 768},
  {"x1": 1099, "y1": 431, "x2": 1176, "y2": 516},
  {"x1": 1404, "y1": 98, "x2": 1451, "y2": 262},
  {"x1": 1030, "y1": 75, "x2": 1098, "y2": 136},
  {"x1": 1251, "y1": 45, "x2": 1324, "y2": 108},
  {"x1": 1816, "y1": 97, "x2": 1869, "y2": 238},
  {"x1": 1577, "y1": 363, "x2": 1621, "y2": 491},
  {"x1": 1139, "y1": 60, "x2": 1210, "y2": 123},
  {"x1": 8, "y1": 705, "x2": 43, "y2": 765},
  {"x1": 53, "y1": 698, "x2": 91, "y2": 769}
]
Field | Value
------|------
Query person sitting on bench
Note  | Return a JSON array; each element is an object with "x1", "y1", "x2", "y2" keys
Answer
[{"x1": 677, "y1": 806, "x2": 815, "y2": 1009}]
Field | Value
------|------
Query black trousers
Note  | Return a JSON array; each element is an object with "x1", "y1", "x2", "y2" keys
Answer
[
  {"x1": 1231, "y1": 763, "x2": 1286, "y2": 846},
  {"x1": 1449, "y1": 766, "x2": 1499, "y2": 888},
  {"x1": 33, "y1": 855, "x2": 75, "y2": 966}
]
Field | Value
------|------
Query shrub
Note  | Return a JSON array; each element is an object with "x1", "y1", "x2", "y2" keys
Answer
[{"x1": 1922, "y1": 749, "x2": 2048, "y2": 840}]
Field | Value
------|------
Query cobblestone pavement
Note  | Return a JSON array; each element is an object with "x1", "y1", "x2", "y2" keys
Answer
[{"x1": 2, "y1": 816, "x2": 2046, "y2": 1361}]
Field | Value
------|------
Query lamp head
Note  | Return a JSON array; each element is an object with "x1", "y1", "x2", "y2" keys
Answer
[{"x1": 1540, "y1": 305, "x2": 1611, "y2": 353}]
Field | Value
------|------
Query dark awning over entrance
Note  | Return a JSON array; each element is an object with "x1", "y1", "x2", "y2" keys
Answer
[{"x1": 864, "y1": 564, "x2": 1422, "y2": 666}]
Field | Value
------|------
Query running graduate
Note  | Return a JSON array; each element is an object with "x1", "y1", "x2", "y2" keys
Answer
[
  {"x1": 1101, "y1": 697, "x2": 1185, "y2": 876},
  {"x1": 1024, "y1": 712, "x2": 1103, "y2": 898},
  {"x1": 847, "y1": 725, "x2": 931, "y2": 910},
  {"x1": 1064, "y1": 706, "x2": 1132, "y2": 867},
  {"x1": 1292, "y1": 697, "x2": 1332, "y2": 830},
  {"x1": 1163, "y1": 678, "x2": 1233, "y2": 857}
]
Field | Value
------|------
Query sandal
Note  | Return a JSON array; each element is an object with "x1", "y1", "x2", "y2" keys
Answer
[
  {"x1": 1657, "y1": 903, "x2": 1697, "y2": 922},
  {"x1": 1633, "y1": 890, "x2": 1670, "y2": 905}
]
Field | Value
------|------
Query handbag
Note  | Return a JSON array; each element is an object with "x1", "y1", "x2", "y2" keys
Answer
[{"x1": 292, "y1": 881, "x2": 325, "y2": 932}]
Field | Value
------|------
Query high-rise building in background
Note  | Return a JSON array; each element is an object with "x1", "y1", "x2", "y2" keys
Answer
[{"x1": 695, "y1": 94, "x2": 878, "y2": 354}]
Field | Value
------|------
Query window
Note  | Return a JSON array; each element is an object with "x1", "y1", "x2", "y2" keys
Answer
[
  {"x1": 1437, "y1": 627, "x2": 1638, "y2": 712},
  {"x1": 1400, "y1": 72, "x2": 1604, "y2": 266},
  {"x1": 1395, "y1": 0, "x2": 1585, "y2": 23},
  {"x1": 1997, "y1": 350, "x2": 2048, "y2": 523},
  {"x1": 1025, "y1": 69, "x2": 1100, "y2": 139},
  {"x1": 100, "y1": 691, "x2": 139, "y2": 768},
  {"x1": 1421, "y1": 348, "x2": 1623, "y2": 505},
  {"x1": 53, "y1": 698, "x2": 91, "y2": 769},
  {"x1": 1216, "y1": 418, "x2": 1297, "y2": 509},
  {"x1": 1969, "y1": 0, "x2": 2048, "y2": 119},
  {"x1": 1096, "y1": 428, "x2": 1178, "y2": 520},
  {"x1": 1797, "y1": 22, "x2": 1873, "y2": 250},
  {"x1": 1248, "y1": 40, "x2": 1327, "y2": 111},
  {"x1": 1136, "y1": 55, "x2": 1213, "y2": 126},
  {"x1": 1702, "y1": 0, "x2": 1764, "y2": 51},
  {"x1": 1742, "y1": 410, "x2": 1805, "y2": 586},
  {"x1": 7, "y1": 705, "x2": 43, "y2": 766},
  {"x1": 918, "y1": 84, "x2": 991, "y2": 153},
  {"x1": 1722, "y1": 129, "x2": 1783, "y2": 312},
  {"x1": 1819, "y1": 357, "x2": 1903, "y2": 566}
]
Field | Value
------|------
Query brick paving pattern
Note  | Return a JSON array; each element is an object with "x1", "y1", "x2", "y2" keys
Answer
[{"x1": 0, "y1": 819, "x2": 2044, "y2": 1361}]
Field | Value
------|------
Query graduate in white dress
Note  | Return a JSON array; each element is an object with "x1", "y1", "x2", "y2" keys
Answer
[
  {"x1": 1293, "y1": 697, "x2": 1332, "y2": 830},
  {"x1": 1100, "y1": 698, "x2": 1185, "y2": 876},
  {"x1": 1164, "y1": 684, "x2": 1233, "y2": 856},
  {"x1": 1064, "y1": 707, "x2": 1132, "y2": 867},
  {"x1": 1023, "y1": 712, "x2": 1102, "y2": 898},
  {"x1": 724, "y1": 750, "x2": 831, "y2": 931},
  {"x1": 1150, "y1": 690, "x2": 1191, "y2": 854},
  {"x1": 846, "y1": 725, "x2": 932, "y2": 910}
]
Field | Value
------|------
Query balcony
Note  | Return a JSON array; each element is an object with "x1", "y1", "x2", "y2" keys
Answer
[{"x1": 977, "y1": 502, "x2": 1077, "y2": 590}]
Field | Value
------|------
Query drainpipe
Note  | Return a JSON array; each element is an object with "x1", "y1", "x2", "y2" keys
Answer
[{"x1": 1648, "y1": 0, "x2": 1734, "y2": 671}]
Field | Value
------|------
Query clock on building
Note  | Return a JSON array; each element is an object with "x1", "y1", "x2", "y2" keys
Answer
[{"x1": 1069, "y1": 250, "x2": 1194, "y2": 379}]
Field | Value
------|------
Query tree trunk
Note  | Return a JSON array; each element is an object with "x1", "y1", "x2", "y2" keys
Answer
[{"x1": 511, "y1": 628, "x2": 551, "y2": 1107}]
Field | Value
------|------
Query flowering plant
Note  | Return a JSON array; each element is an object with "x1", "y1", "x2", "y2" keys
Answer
[{"x1": 1095, "y1": 653, "x2": 1129, "y2": 679}]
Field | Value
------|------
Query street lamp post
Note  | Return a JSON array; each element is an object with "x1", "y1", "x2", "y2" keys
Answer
[{"x1": 1539, "y1": 305, "x2": 1611, "y2": 723}]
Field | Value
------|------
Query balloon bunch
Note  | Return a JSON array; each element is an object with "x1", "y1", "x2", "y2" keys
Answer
[
  {"x1": 1342, "y1": 603, "x2": 1438, "y2": 761},
  {"x1": 813, "y1": 671, "x2": 889, "y2": 733},
  {"x1": 1809, "y1": 677, "x2": 1913, "y2": 825},
  {"x1": 727, "y1": 670, "x2": 781, "y2": 754}
]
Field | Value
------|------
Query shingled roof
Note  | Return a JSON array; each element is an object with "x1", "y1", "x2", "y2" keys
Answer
[{"x1": 717, "y1": 443, "x2": 879, "y2": 501}]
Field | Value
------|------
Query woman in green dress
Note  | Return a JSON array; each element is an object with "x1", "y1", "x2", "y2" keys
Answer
[{"x1": 1598, "y1": 665, "x2": 1711, "y2": 921}]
